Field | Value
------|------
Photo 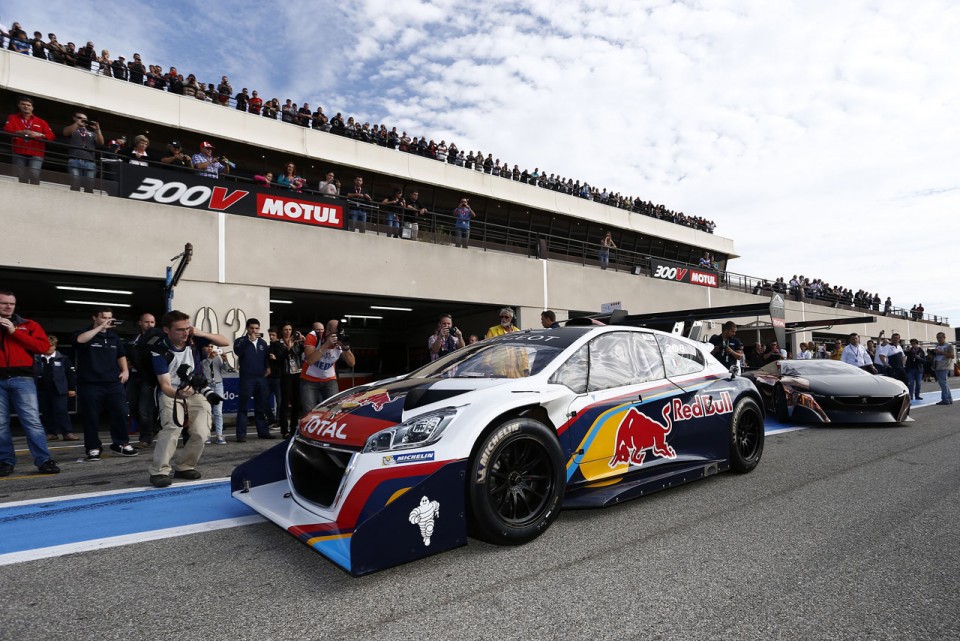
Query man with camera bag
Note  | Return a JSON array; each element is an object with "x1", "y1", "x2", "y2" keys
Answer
[{"x1": 148, "y1": 310, "x2": 229, "y2": 488}]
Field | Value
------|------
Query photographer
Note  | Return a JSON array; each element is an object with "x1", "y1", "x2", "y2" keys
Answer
[
  {"x1": 234, "y1": 318, "x2": 273, "y2": 442},
  {"x1": 73, "y1": 308, "x2": 135, "y2": 461},
  {"x1": 160, "y1": 141, "x2": 193, "y2": 170},
  {"x1": 300, "y1": 319, "x2": 356, "y2": 413},
  {"x1": 270, "y1": 323, "x2": 304, "y2": 438},
  {"x1": 62, "y1": 111, "x2": 104, "y2": 193},
  {"x1": 428, "y1": 314, "x2": 463, "y2": 361},
  {"x1": 201, "y1": 344, "x2": 230, "y2": 445},
  {"x1": 191, "y1": 141, "x2": 231, "y2": 179},
  {"x1": 148, "y1": 310, "x2": 229, "y2": 488}
]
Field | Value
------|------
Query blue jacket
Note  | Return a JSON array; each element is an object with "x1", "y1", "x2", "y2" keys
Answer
[
  {"x1": 34, "y1": 351, "x2": 77, "y2": 396},
  {"x1": 233, "y1": 336, "x2": 270, "y2": 378}
]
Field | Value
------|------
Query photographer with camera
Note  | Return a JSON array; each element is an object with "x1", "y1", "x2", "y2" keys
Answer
[
  {"x1": 708, "y1": 321, "x2": 744, "y2": 369},
  {"x1": 428, "y1": 314, "x2": 463, "y2": 362},
  {"x1": 234, "y1": 319, "x2": 273, "y2": 442},
  {"x1": 191, "y1": 141, "x2": 231, "y2": 179},
  {"x1": 148, "y1": 310, "x2": 229, "y2": 488},
  {"x1": 300, "y1": 319, "x2": 356, "y2": 413},
  {"x1": 73, "y1": 307, "x2": 136, "y2": 461},
  {"x1": 62, "y1": 111, "x2": 104, "y2": 193}
]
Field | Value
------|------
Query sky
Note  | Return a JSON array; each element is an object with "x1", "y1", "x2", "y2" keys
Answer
[{"x1": 5, "y1": 0, "x2": 959, "y2": 329}]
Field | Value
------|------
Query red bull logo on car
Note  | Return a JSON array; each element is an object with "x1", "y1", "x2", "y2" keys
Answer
[
  {"x1": 342, "y1": 389, "x2": 395, "y2": 411},
  {"x1": 609, "y1": 392, "x2": 732, "y2": 468}
]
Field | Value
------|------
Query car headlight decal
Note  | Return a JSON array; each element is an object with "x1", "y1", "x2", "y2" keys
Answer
[{"x1": 362, "y1": 407, "x2": 458, "y2": 453}]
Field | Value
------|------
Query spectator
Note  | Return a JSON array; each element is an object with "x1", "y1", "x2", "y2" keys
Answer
[
  {"x1": 300, "y1": 320, "x2": 356, "y2": 412},
  {"x1": 235, "y1": 88, "x2": 249, "y2": 112},
  {"x1": 0, "y1": 289, "x2": 60, "y2": 476},
  {"x1": 381, "y1": 188, "x2": 405, "y2": 238},
  {"x1": 46, "y1": 33, "x2": 66, "y2": 63},
  {"x1": 127, "y1": 312, "x2": 159, "y2": 449},
  {"x1": 30, "y1": 31, "x2": 46, "y2": 59},
  {"x1": 318, "y1": 171, "x2": 338, "y2": 195},
  {"x1": 191, "y1": 141, "x2": 230, "y2": 178},
  {"x1": 6, "y1": 23, "x2": 29, "y2": 53},
  {"x1": 281, "y1": 99, "x2": 295, "y2": 123},
  {"x1": 795, "y1": 342, "x2": 813, "y2": 359},
  {"x1": 34, "y1": 335, "x2": 78, "y2": 442},
  {"x1": 873, "y1": 337, "x2": 891, "y2": 375},
  {"x1": 541, "y1": 310, "x2": 560, "y2": 329},
  {"x1": 3, "y1": 96, "x2": 55, "y2": 185},
  {"x1": 485, "y1": 307, "x2": 519, "y2": 339},
  {"x1": 312, "y1": 106, "x2": 329, "y2": 131},
  {"x1": 747, "y1": 342, "x2": 766, "y2": 369},
  {"x1": 77, "y1": 41, "x2": 96, "y2": 70},
  {"x1": 276, "y1": 162, "x2": 305, "y2": 192},
  {"x1": 297, "y1": 103, "x2": 312, "y2": 127},
  {"x1": 764, "y1": 341, "x2": 787, "y2": 364},
  {"x1": 265, "y1": 328, "x2": 280, "y2": 426},
  {"x1": 183, "y1": 73, "x2": 200, "y2": 97},
  {"x1": 453, "y1": 197, "x2": 476, "y2": 248},
  {"x1": 933, "y1": 332, "x2": 956, "y2": 405},
  {"x1": 841, "y1": 333, "x2": 876, "y2": 373},
  {"x1": 263, "y1": 98, "x2": 279, "y2": 119},
  {"x1": 166, "y1": 66, "x2": 183, "y2": 94},
  {"x1": 253, "y1": 172, "x2": 273, "y2": 186},
  {"x1": 346, "y1": 176, "x2": 372, "y2": 233},
  {"x1": 886, "y1": 333, "x2": 907, "y2": 384},
  {"x1": 62, "y1": 41, "x2": 78, "y2": 66},
  {"x1": 128, "y1": 53, "x2": 146, "y2": 84},
  {"x1": 72, "y1": 307, "x2": 136, "y2": 461},
  {"x1": 108, "y1": 55, "x2": 127, "y2": 80},
  {"x1": 147, "y1": 65, "x2": 165, "y2": 90},
  {"x1": 62, "y1": 110, "x2": 104, "y2": 193},
  {"x1": 830, "y1": 340, "x2": 844, "y2": 360},
  {"x1": 147, "y1": 310, "x2": 230, "y2": 487},
  {"x1": 468, "y1": 334, "x2": 479, "y2": 345},
  {"x1": 404, "y1": 190, "x2": 428, "y2": 241},
  {"x1": 248, "y1": 90, "x2": 263, "y2": 115},
  {"x1": 160, "y1": 140, "x2": 193, "y2": 170},
  {"x1": 905, "y1": 339, "x2": 925, "y2": 401},
  {"x1": 269, "y1": 323, "x2": 303, "y2": 438},
  {"x1": 216, "y1": 76, "x2": 232, "y2": 105},
  {"x1": 599, "y1": 231, "x2": 616, "y2": 270},
  {"x1": 429, "y1": 314, "x2": 463, "y2": 361},
  {"x1": 124, "y1": 135, "x2": 150, "y2": 166},
  {"x1": 97, "y1": 49, "x2": 112, "y2": 76},
  {"x1": 204, "y1": 82, "x2": 216, "y2": 102},
  {"x1": 233, "y1": 318, "x2": 273, "y2": 442},
  {"x1": 200, "y1": 343, "x2": 229, "y2": 445},
  {"x1": 709, "y1": 321, "x2": 744, "y2": 368}
]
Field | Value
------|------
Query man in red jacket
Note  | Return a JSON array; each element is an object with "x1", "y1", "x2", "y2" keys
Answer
[
  {"x1": 2, "y1": 96, "x2": 55, "y2": 185},
  {"x1": 0, "y1": 290, "x2": 60, "y2": 475}
]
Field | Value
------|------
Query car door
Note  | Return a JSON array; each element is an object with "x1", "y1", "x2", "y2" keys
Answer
[{"x1": 553, "y1": 331, "x2": 679, "y2": 484}]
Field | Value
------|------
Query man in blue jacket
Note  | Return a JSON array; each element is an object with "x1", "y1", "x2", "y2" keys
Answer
[
  {"x1": 34, "y1": 335, "x2": 77, "y2": 441},
  {"x1": 233, "y1": 318, "x2": 274, "y2": 442}
]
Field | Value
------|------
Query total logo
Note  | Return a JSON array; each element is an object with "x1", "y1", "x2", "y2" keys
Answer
[
  {"x1": 608, "y1": 392, "x2": 732, "y2": 468},
  {"x1": 300, "y1": 415, "x2": 348, "y2": 440},
  {"x1": 128, "y1": 178, "x2": 248, "y2": 210}
]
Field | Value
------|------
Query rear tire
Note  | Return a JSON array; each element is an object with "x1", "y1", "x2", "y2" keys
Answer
[
  {"x1": 730, "y1": 398, "x2": 764, "y2": 473},
  {"x1": 467, "y1": 418, "x2": 565, "y2": 545}
]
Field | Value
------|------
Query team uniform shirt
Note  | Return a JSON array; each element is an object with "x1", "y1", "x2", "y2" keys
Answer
[
  {"x1": 874, "y1": 344, "x2": 893, "y2": 366},
  {"x1": 300, "y1": 331, "x2": 341, "y2": 383},
  {"x1": 841, "y1": 344, "x2": 872, "y2": 368},
  {"x1": 72, "y1": 329, "x2": 127, "y2": 384},
  {"x1": 233, "y1": 336, "x2": 270, "y2": 378},
  {"x1": 708, "y1": 334, "x2": 743, "y2": 367}
]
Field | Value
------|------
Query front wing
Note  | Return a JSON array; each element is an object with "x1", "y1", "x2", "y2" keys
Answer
[{"x1": 231, "y1": 442, "x2": 468, "y2": 576}]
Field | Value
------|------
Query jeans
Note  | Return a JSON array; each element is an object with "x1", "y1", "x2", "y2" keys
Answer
[
  {"x1": 935, "y1": 369, "x2": 953, "y2": 403},
  {"x1": 348, "y1": 208, "x2": 367, "y2": 232},
  {"x1": 209, "y1": 381, "x2": 225, "y2": 436},
  {"x1": 299, "y1": 378, "x2": 340, "y2": 415},
  {"x1": 454, "y1": 226, "x2": 470, "y2": 248},
  {"x1": 0, "y1": 377, "x2": 54, "y2": 467},
  {"x1": 12, "y1": 154, "x2": 43, "y2": 184},
  {"x1": 67, "y1": 158, "x2": 97, "y2": 192},
  {"x1": 386, "y1": 213, "x2": 400, "y2": 236},
  {"x1": 599, "y1": 249, "x2": 610, "y2": 269},
  {"x1": 236, "y1": 376, "x2": 270, "y2": 438},
  {"x1": 907, "y1": 369, "x2": 923, "y2": 399}
]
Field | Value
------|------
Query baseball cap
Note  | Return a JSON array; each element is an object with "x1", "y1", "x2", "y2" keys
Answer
[
  {"x1": 169, "y1": 141, "x2": 181, "y2": 148},
  {"x1": 200, "y1": 141, "x2": 214, "y2": 149}
]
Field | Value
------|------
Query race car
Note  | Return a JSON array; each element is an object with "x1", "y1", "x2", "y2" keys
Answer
[
  {"x1": 232, "y1": 325, "x2": 765, "y2": 576},
  {"x1": 743, "y1": 359, "x2": 911, "y2": 424}
]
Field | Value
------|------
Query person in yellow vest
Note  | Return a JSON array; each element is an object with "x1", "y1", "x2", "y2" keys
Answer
[{"x1": 485, "y1": 307, "x2": 519, "y2": 339}]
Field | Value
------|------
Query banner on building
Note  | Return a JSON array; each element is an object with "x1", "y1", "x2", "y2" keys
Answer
[{"x1": 649, "y1": 259, "x2": 719, "y2": 288}]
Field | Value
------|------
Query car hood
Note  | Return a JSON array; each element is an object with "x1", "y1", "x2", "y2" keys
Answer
[
  {"x1": 296, "y1": 377, "x2": 514, "y2": 448},
  {"x1": 797, "y1": 374, "x2": 908, "y2": 395}
]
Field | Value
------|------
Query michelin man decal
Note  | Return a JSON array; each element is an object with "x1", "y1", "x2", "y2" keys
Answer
[{"x1": 408, "y1": 496, "x2": 440, "y2": 546}]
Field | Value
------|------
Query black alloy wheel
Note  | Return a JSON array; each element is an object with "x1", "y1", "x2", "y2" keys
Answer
[{"x1": 730, "y1": 397, "x2": 764, "y2": 473}]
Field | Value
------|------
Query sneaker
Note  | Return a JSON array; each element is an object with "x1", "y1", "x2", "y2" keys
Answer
[
  {"x1": 173, "y1": 469, "x2": 202, "y2": 480},
  {"x1": 86, "y1": 449, "x2": 101, "y2": 462},
  {"x1": 150, "y1": 474, "x2": 172, "y2": 488},
  {"x1": 204, "y1": 438, "x2": 213, "y2": 445},
  {"x1": 38, "y1": 460, "x2": 60, "y2": 474},
  {"x1": 133, "y1": 441, "x2": 152, "y2": 449},
  {"x1": 0, "y1": 462, "x2": 14, "y2": 477},
  {"x1": 215, "y1": 437, "x2": 227, "y2": 445},
  {"x1": 110, "y1": 443, "x2": 139, "y2": 457}
]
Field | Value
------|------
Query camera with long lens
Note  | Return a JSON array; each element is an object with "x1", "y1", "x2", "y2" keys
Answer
[
  {"x1": 336, "y1": 320, "x2": 350, "y2": 348},
  {"x1": 175, "y1": 364, "x2": 223, "y2": 405}
]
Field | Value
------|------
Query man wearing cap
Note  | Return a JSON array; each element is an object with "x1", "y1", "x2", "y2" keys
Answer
[
  {"x1": 161, "y1": 141, "x2": 193, "y2": 170},
  {"x1": 192, "y1": 142, "x2": 229, "y2": 179}
]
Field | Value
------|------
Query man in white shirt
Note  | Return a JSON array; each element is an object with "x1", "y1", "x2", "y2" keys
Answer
[
  {"x1": 842, "y1": 333, "x2": 877, "y2": 373},
  {"x1": 874, "y1": 338, "x2": 892, "y2": 375}
]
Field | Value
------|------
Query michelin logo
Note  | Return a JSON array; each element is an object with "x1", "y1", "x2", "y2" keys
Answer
[{"x1": 382, "y1": 451, "x2": 436, "y2": 466}]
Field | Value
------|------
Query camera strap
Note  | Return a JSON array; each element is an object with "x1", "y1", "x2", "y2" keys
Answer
[{"x1": 172, "y1": 392, "x2": 189, "y2": 429}]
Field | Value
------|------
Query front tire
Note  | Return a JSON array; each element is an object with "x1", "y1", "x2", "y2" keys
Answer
[
  {"x1": 730, "y1": 398, "x2": 764, "y2": 473},
  {"x1": 467, "y1": 418, "x2": 565, "y2": 545}
]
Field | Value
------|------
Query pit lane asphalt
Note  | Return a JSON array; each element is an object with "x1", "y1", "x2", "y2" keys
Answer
[{"x1": 2, "y1": 385, "x2": 959, "y2": 641}]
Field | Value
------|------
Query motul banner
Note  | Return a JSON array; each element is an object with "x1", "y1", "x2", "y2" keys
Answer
[
  {"x1": 649, "y1": 259, "x2": 719, "y2": 288},
  {"x1": 119, "y1": 164, "x2": 344, "y2": 229}
]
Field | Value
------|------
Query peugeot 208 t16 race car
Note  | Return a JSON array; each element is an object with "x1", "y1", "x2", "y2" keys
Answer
[{"x1": 232, "y1": 326, "x2": 765, "y2": 576}]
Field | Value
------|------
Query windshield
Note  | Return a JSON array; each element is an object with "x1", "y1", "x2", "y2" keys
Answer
[
  {"x1": 776, "y1": 360, "x2": 870, "y2": 377},
  {"x1": 410, "y1": 340, "x2": 566, "y2": 379}
]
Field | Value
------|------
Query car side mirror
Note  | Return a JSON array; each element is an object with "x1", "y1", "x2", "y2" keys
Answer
[{"x1": 729, "y1": 362, "x2": 741, "y2": 379}]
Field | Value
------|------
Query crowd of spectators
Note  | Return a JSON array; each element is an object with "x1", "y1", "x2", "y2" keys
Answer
[{"x1": 0, "y1": 20, "x2": 716, "y2": 234}]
